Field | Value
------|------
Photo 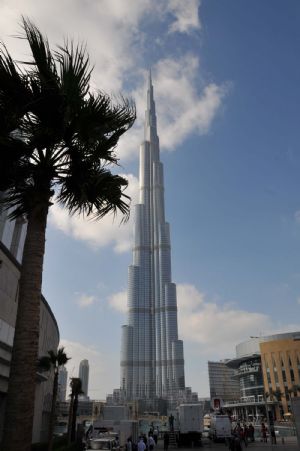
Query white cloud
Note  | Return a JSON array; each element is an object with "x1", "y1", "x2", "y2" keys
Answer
[
  {"x1": 108, "y1": 284, "x2": 300, "y2": 360},
  {"x1": 76, "y1": 294, "x2": 96, "y2": 308},
  {"x1": 108, "y1": 290, "x2": 128, "y2": 314},
  {"x1": 0, "y1": 2, "x2": 226, "y2": 163},
  {"x1": 60, "y1": 338, "x2": 119, "y2": 399},
  {"x1": 119, "y1": 56, "x2": 228, "y2": 159},
  {"x1": 176, "y1": 284, "x2": 300, "y2": 357},
  {"x1": 48, "y1": 173, "x2": 139, "y2": 252},
  {"x1": 0, "y1": 0, "x2": 201, "y2": 94},
  {"x1": 167, "y1": 0, "x2": 201, "y2": 34}
]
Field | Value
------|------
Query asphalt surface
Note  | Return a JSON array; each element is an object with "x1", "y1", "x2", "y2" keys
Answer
[{"x1": 158, "y1": 436, "x2": 299, "y2": 451}]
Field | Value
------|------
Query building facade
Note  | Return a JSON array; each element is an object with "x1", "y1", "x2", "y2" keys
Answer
[
  {"x1": 79, "y1": 359, "x2": 89, "y2": 399},
  {"x1": 0, "y1": 209, "x2": 60, "y2": 443},
  {"x1": 260, "y1": 334, "x2": 300, "y2": 418},
  {"x1": 208, "y1": 360, "x2": 240, "y2": 403},
  {"x1": 119, "y1": 74, "x2": 195, "y2": 409},
  {"x1": 222, "y1": 332, "x2": 300, "y2": 421}
]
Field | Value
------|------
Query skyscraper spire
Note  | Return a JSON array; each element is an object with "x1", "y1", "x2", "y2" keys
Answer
[{"x1": 120, "y1": 75, "x2": 189, "y2": 409}]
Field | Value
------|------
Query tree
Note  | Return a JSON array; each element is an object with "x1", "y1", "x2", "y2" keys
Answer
[
  {"x1": 288, "y1": 384, "x2": 300, "y2": 397},
  {"x1": 38, "y1": 347, "x2": 70, "y2": 451},
  {"x1": 67, "y1": 378, "x2": 83, "y2": 444},
  {"x1": 273, "y1": 387, "x2": 284, "y2": 402},
  {"x1": 0, "y1": 18, "x2": 135, "y2": 451}
]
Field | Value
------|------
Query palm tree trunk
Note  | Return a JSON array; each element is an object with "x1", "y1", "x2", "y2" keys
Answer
[
  {"x1": 47, "y1": 369, "x2": 58, "y2": 451},
  {"x1": 2, "y1": 204, "x2": 49, "y2": 451},
  {"x1": 71, "y1": 394, "x2": 79, "y2": 443},
  {"x1": 67, "y1": 394, "x2": 74, "y2": 445}
]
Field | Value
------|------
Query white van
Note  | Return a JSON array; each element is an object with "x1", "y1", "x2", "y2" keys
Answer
[{"x1": 209, "y1": 415, "x2": 231, "y2": 441}]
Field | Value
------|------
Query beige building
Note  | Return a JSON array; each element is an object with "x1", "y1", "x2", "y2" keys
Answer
[
  {"x1": 0, "y1": 212, "x2": 60, "y2": 443},
  {"x1": 260, "y1": 335, "x2": 300, "y2": 418}
]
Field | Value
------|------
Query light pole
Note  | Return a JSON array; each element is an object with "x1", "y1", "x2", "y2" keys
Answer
[{"x1": 263, "y1": 393, "x2": 273, "y2": 451}]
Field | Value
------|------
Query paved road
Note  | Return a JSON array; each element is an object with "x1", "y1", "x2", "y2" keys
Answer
[{"x1": 158, "y1": 436, "x2": 298, "y2": 451}]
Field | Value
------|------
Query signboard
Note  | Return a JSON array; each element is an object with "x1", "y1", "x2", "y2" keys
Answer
[{"x1": 211, "y1": 398, "x2": 223, "y2": 411}]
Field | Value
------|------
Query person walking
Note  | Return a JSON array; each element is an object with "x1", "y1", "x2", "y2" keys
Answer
[
  {"x1": 270, "y1": 425, "x2": 276, "y2": 445},
  {"x1": 138, "y1": 437, "x2": 146, "y2": 451},
  {"x1": 126, "y1": 437, "x2": 133, "y2": 451},
  {"x1": 148, "y1": 434, "x2": 155, "y2": 451},
  {"x1": 163, "y1": 432, "x2": 169, "y2": 451},
  {"x1": 248, "y1": 423, "x2": 255, "y2": 442},
  {"x1": 261, "y1": 422, "x2": 268, "y2": 443}
]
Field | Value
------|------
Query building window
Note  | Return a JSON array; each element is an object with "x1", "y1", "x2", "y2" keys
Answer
[
  {"x1": 281, "y1": 359, "x2": 287, "y2": 383},
  {"x1": 290, "y1": 368, "x2": 295, "y2": 383},
  {"x1": 273, "y1": 367, "x2": 279, "y2": 384},
  {"x1": 265, "y1": 358, "x2": 272, "y2": 384}
]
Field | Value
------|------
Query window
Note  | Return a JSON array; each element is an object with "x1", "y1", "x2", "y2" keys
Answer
[
  {"x1": 290, "y1": 368, "x2": 295, "y2": 383},
  {"x1": 273, "y1": 357, "x2": 279, "y2": 384}
]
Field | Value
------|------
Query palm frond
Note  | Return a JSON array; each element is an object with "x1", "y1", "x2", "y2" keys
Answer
[
  {"x1": 0, "y1": 43, "x2": 32, "y2": 133},
  {"x1": 75, "y1": 92, "x2": 136, "y2": 145},
  {"x1": 56, "y1": 41, "x2": 92, "y2": 106},
  {"x1": 57, "y1": 162, "x2": 130, "y2": 221},
  {"x1": 22, "y1": 17, "x2": 57, "y2": 88},
  {"x1": 37, "y1": 355, "x2": 51, "y2": 372}
]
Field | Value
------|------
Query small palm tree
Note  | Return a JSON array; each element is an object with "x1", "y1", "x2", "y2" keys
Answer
[
  {"x1": 67, "y1": 377, "x2": 83, "y2": 444},
  {"x1": 38, "y1": 347, "x2": 70, "y2": 451},
  {"x1": 288, "y1": 384, "x2": 300, "y2": 397},
  {"x1": 0, "y1": 18, "x2": 135, "y2": 451},
  {"x1": 273, "y1": 387, "x2": 283, "y2": 402}
]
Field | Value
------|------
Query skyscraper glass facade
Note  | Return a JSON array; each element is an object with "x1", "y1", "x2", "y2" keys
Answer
[{"x1": 120, "y1": 75, "x2": 188, "y2": 406}]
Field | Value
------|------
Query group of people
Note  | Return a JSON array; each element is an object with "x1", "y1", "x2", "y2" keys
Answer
[
  {"x1": 228, "y1": 423, "x2": 255, "y2": 450},
  {"x1": 260, "y1": 422, "x2": 277, "y2": 444},
  {"x1": 228, "y1": 421, "x2": 277, "y2": 449},
  {"x1": 132, "y1": 426, "x2": 159, "y2": 451}
]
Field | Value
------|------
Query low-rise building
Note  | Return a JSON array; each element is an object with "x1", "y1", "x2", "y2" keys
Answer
[
  {"x1": 0, "y1": 211, "x2": 60, "y2": 443},
  {"x1": 221, "y1": 333, "x2": 300, "y2": 421}
]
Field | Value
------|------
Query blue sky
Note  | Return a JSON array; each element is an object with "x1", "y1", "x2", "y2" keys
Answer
[{"x1": 2, "y1": 0, "x2": 300, "y2": 398}]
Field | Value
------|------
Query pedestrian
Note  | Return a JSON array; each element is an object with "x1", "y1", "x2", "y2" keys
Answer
[
  {"x1": 153, "y1": 427, "x2": 158, "y2": 444},
  {"x1": 138, "y1": 437, "x2": 146, "y2": 451},
  {"x1": 270, "y1": 425, "x2": 276, "y2": 445},
  {"x1": 126, "y1": 437, "x2": 133, "y2": 451},
  {"x1": 261, "y1": 422, "x2": 267, "y2": 443},
  {"x1": 163, "y1": 432, "x2": 169, "y2": 451},
  {"x1": 169, "y1": 414, "x2": 174, "y2": 432},
  {"x1": 242, "y1": 424, "x2": 248, "y2": 447},
  {"x1": 248, "y1": 423, "x2": 255, "y2": 442},
  {"x1": 148, "y1": 434, "x2": 155, "y2": 451}
]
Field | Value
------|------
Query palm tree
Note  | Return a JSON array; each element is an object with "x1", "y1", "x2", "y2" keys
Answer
[
  {"x1": 67, "y1": 377, "x2": 83, "y2": 444},
  {"x1": 288, "y1": 384, "x2": 300, "y2": 397},
  {"x1": 38, "y1": 347, "x2": 70, "y2": 451},
  {"x1": 273, "y1": 387, "x2": 284, "y2": 402},
  {"x1": 0, "y1": 18, "x2": 135, "y2": 451}
]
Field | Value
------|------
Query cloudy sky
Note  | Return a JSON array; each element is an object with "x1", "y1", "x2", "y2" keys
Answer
[{"x1": 2, "y1": 0, "x2": 300, "y2": 399}]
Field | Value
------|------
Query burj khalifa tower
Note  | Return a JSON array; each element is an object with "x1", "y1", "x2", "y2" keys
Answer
[{"x1": 120, "y1": 74, "x2": 186, "y2": 406}]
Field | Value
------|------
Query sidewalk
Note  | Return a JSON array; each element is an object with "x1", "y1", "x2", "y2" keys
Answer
[{"x1": 163, "y1": 436, "x2": 298, "y2": 451}]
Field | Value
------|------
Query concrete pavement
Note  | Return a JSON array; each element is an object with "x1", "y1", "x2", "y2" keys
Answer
[{"x1": 157, "y1": 436, "x2": 299, "y2": 451}]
